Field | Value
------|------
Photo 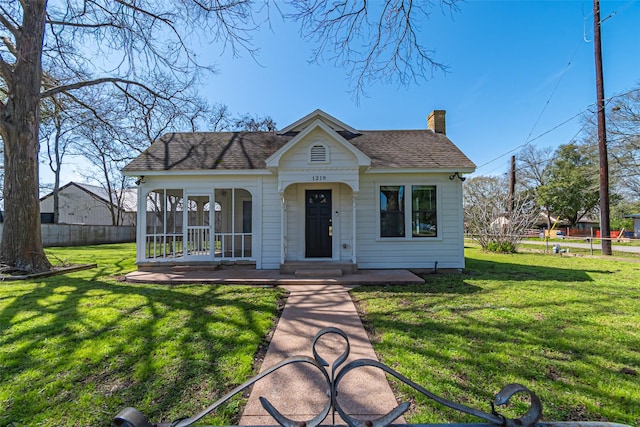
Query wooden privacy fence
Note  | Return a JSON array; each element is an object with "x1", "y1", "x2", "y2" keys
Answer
[{"x1": 0, "y1": 224, "x2": 135, "y2": 247}]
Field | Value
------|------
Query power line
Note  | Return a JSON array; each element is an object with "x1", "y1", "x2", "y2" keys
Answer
[
  {"x1": 475, "y1": 87, "x2": 640, "y2": 173},
  {"x1": 522, "y1": 40, "x2": 585, "y2": 147},
  {"x1": 475, "y1": 107, "x2": 590, "y2": 171}
]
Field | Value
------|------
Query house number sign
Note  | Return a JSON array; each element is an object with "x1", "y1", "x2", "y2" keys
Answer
[{"x1": 312, "y1": 175, "x2": 327, "y2": 181}]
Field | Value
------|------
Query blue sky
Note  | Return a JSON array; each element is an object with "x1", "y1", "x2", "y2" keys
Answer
[
  {"x1": 201, "y1": 0, "x2": 640, "y2": 178},
  {"x1": 47, "y1": 1, "x2": 640, "y2": 185}
]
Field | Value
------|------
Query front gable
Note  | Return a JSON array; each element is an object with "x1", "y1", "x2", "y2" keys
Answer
[
  {"x1": 266, "y1": 113, "x2": 371, "y2": 192},
  {"x1": 278, "y1": 109, "x2": 359, "y2": 134},
  {"x1": 266, "y1": 119, "x2": 370, "y2": 169}
]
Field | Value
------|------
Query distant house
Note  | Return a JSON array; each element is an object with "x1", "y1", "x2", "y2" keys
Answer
[
  {"x1": 534, "y1": 213, "x2": 599, "y2": 236},
  {"x1": 122, "y1": 109, "x2": 476, "y2": 271},
  {"x1": 40, "y1": 182, "x2": 137, "y2": 226}
]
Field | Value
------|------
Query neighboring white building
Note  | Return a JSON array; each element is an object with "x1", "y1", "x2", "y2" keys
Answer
[
  {"x1": 122, "y1": 109, "x2": 475, "y2": 271},
  {"x1": 40, "y1": 182, "x2": 137, "y2": 226}
]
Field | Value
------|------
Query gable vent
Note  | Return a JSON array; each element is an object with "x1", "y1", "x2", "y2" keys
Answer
[{"x1": 310, "y1": 144, "x2": 327, "y2": 162}]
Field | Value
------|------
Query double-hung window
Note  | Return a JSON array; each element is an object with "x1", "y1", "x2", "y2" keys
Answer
[
  {"x1": 411, "y1": 185, "x2": 437, "y2": 237},
  {"x1": 379, "y1": 184, "x2": 438, "y2": 239},
  {"x1": 380, "y1": 186, "x2": 405, "y2": 237}
]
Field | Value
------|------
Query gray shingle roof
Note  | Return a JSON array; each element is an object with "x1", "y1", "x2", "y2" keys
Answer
[{"x1": 123, "y1": 129, "x2": 475, "y2": 173}]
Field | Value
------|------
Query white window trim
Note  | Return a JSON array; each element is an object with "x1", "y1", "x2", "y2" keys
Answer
[{"x1": 375, "y1": 183, "x2": 442, "y2": 241}]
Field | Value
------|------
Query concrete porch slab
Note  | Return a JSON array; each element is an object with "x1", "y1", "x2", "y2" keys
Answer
[{"x1": 124, "y1": 269, "x2": 425, "y2": 285}]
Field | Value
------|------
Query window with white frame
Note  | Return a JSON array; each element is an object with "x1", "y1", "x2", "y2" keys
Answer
[
  {"x1": 411, "y1": 185, "x2": 437, "y2": 237},
  {"x1": 380, "y1": 186, "x2": 405, "y2": 237},
  {"x1": 379, "y1": 184, "x2": 438, "y2": 238}
]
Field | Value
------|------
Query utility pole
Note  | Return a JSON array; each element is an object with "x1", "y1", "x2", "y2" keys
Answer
[
  {"x1": 509, "y1": 155, "x2": 516, "y2": 216},
  {"x1": 594, "y1": 0, "x2": 612, "y2": 255}
]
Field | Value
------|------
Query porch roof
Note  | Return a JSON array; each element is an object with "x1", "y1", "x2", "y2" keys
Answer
[{"x1": 123, "y1": 129, "x2": 475, "y2": 173}]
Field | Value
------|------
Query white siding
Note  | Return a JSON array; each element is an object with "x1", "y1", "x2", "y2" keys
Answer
[
  {"x1": 134, "y1": 170, "x2": 465, "y2": 269},
  {"x1": 337, "y1": 184, "x2": 354, "y2": 261},
  {"x1": 355, "y1": 173, "x2": 465, "y2": 269},
  {"x1": 284, "y1": 184, "x2": 300, "y2": 261},
  {"x1": 260, "y1": 177, "x2": 282, "y2": 269}
]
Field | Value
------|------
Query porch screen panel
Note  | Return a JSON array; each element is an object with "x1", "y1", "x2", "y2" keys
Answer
[
  {"x1": 186, "y1": 195, "x2": 211, "y2": 256},
  {"x1": 214, "y1": 188, "x2": 252, "y2": 258},
  {"x1": 145, "y1": 189, "x2": 184, "y2": 259}
]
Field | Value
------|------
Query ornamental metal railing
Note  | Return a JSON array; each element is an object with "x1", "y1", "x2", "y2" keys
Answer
[{"x1": 113, "y1": 327, "x2": 632, "y2": 427}]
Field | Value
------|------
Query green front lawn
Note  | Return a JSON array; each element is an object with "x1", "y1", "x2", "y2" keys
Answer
[
  {"x1": 352, "y1": 246, "x2": 640, "y2": 426},
  {"x1": 2, "y1": 243, "x2": 639, "y2": 426},
  {"x1": 0, "y1": 244, "x2": 284, "y2": 427}
]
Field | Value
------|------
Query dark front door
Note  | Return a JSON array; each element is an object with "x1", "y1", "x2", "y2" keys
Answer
[{"x1": 305, "y1": 190, "x2": 332, "y2": 258}]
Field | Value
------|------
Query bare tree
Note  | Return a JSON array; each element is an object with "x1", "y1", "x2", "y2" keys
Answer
[
  {"x1": 607, "y1": 88, "x2": 640, "y2": 198},
  {"x1": 209, "y1": 104, "x2": 234, "y2": 131},
  {"x1": 207, "y1": 105, "x2": 277, "y2": 131},
  {"x1": 0, "y1": 1, "x2": 459, "y2": 272},
  {"x1": 288, "y1": 0, "x2": 461, "y2": 98},
  {"x1": 39, "y1": 93, "x2": 90, "y2": 223},
  {"x1": 464, "y1": 176, "x2": 540, "y2": 253},
  {"x1": 0, "y1": 1, "x2": 258, "y2": 271},
  {"x1": 232, "y1": 113, "x2": 277, "y2": 131},
  {"x1": 517, "y1": 145, "x2": 554, "y2": 229}
]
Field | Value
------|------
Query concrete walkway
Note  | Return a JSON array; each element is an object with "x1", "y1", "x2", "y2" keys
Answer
[{"x1": 239, "y1": 284, "x2": 405, "y2": 426}]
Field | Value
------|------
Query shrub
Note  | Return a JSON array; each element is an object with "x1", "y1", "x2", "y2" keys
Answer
[{"x1": 485, "y1": 240, "x2": 517, "y2": 253}]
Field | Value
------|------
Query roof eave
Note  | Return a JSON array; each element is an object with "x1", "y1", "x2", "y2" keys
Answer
[
  {"x1": 122, "y1": 169, "x2": 274, "y2": 177},
  {"x1": 365, "y1": 167, "x2": 476, "y2": 174}
]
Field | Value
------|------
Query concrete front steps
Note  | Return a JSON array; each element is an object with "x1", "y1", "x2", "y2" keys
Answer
[{"x1": 280, "y1": 261, "x2": 357, "y2": 277}]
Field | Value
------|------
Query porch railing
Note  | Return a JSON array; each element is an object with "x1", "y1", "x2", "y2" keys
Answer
[
  {"x1": 186, "y1": 226, "x2": 210, "y2": 256},
  {"x1": 113, "y1": 327, "x2": 631, "y2": 427}
]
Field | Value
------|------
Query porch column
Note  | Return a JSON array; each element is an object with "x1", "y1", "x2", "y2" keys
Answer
[
  {"x1": 352, "y1": 192, "x2": 358, "y2": 264},
  {"x1": 280, "y1": 192, "x2": 287, "y2": 264},
  {"x1": 136, "y1": 187, "x2": 147, "y2": 262}
]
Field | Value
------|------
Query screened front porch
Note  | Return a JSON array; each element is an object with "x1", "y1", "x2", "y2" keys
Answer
[{"x1": 143, "y1": 187, "x2": 253, "y2": 261}]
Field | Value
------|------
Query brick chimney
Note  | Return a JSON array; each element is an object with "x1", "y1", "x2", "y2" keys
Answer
[{"x1": 427, "y1": 110, "x2": 446, "y2": 135}]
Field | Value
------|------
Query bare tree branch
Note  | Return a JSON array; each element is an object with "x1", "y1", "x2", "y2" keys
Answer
[
  {"x1": 0, "y1": 54, "x2": 12, "y2": 88},
  {"x1": 40, "y1": 77, "x2": 167, "y2": 100},
  {"x1": 0, "y1": 7, "x2": 19, "y2": 37},
  {"x1": 287, "y1": 0, "x2": 460, "y2": 99}
]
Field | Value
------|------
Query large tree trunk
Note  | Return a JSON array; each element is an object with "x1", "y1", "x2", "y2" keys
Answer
[{"x1": 0, "y1": 1, "x2": 51, "y2": 272}]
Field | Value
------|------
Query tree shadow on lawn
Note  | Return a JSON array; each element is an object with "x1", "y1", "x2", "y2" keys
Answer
[
  {"x1": 463, "y1": 257, "x2": 607, "y2": 282},
  {"x1": 366, "y1": 296, "x2": 638, "y2": 420},
  {"x1": 0, "y1": 275, "x2": 280, "y2": 426},
  {"x1": 360, "y1": 311, "x2": 639, "y2": 424},
  {"x1": 358, "y1": 257, "x2": 599, "y2": 297},
  {"x1": 350, "y1": 259, "x2": 639, "y2": 424}
]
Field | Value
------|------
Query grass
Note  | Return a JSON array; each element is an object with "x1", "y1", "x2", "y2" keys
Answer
[
  {"x1": 3, "y1": 243, "x2": 639, "y2": 426},
  {"x1": 0, "y1": 244, "x2": 285, "y2": 427},
  {"x1": 351, "y1": 246, "x2": 640, "y2": 426}
]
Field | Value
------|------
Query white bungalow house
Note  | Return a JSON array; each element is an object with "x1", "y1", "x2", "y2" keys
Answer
[{"x1": 122, "y1": 109, "x2": 475, "y2": 271}]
